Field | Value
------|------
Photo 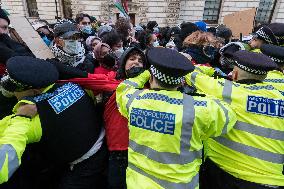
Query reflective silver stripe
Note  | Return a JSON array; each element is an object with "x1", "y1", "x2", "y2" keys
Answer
[
  {"x1": 129, "y1": 140, "x2": 202, "y2": 164},
  {"x1": 122, "y1": 80, "x2": 139, "y2": 88},
  {"x1": 190, "y1": 72, "x2": 198, "y2": 86},
  {"x1": 214, "y1": 137, "x2": 284, "y2": 164},
  {"x1": 128, "y1": 163, "x2": 199, "y2": 189},
  {"x1": 195, "y1": 67, "x2": 204, "y2": 73},
  {"x1": 213, "y1": 99, "x2": 230, "y2": 135},
  {"x1": 222, "y1": 80, "x2": 233, "y2": 104},
  {"x1": 126, "y1": 90, "x2": 144, "y2": 112},
  {"x1": 129, "y1": 94, "x2": 202, "y2": 164},
  {"x1": 235, "y1": 121, "x2": 284, "y2": 141},
  {"x1": 0, "y1": 144, "x2": 20, "y2": 178}
]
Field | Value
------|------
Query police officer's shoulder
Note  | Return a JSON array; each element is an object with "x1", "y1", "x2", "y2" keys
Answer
[
  {"x1": 6, "y1": 56, "x2": 59, "y2": 89},
  {"x1": 232, "y1": 50, "x2": 278, "y2": 75},
  {"x1": 146, "y1": 47, "x2": 195, "y2": 77},
  {"x1": 260, "y1": 44, "x2": 284, "y2": 65}
]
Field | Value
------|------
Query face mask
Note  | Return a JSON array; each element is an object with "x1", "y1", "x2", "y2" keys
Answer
[
  {"x1": 63, "y1": 40, "x2": 83, "y2": 55},
  {"x1": 153, "y1": 41, "x2": 159, "y2": 47},
  {"x1": 115, "y1": 47, "x2": 124, "y2": 59},
  {"x1": 125, "y1": 67, "x2": 145, "y2": 78},
  {"x1": 101, "y1": 53, "x2": 116, "y2": 68},
  {"x1": 81, "y1": 25, "x2": 93, "y2": 35},
  {"x1": 153, "y1": 27, "x2": 159, "y2": 33}
]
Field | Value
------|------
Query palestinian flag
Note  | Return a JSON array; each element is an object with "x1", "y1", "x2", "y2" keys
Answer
[{"x1": 114, "y1": 0, "x2": 129, "y2": 18}]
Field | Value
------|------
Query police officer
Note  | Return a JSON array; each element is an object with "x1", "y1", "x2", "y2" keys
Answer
[
  {"x1": 186, "y1": 50, "x2": 284, "y2": 188},
  {"x1": 0, "y1": 56, "x2": 107, "y2": 188},
  {"x1": 260, "y1": 43, "x2": 284, "y2": 91},
  {"x1": 116, "y1": 48, "x2": 237, "y2": 189}
]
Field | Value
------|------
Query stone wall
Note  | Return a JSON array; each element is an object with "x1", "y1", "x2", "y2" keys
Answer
[
  {"x1": 1, "y1": 0, "x2": 26, "y2": 16},
  {"x1": 2, "y1": 0, "x2": 284, "y2": 26}
]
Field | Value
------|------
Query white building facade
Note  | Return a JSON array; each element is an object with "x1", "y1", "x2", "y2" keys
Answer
[{"x1": 1, "y1": 0, "x2": 284, "y2": 26}]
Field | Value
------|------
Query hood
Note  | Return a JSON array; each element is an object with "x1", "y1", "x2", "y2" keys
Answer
[{"x1": 116, "y1": 47, "x2": 147, "y2": 79}]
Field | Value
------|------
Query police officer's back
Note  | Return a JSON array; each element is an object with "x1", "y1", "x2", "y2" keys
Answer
[
  {"x1": 0, "y1": 56, "x2": 107, "y2": 188},
  {"x1": 116, "y1": 48, "x2": 237, "y2": 189},
  {"x1": 186, "y1": 51, "x2": 284, "y2": 188}
]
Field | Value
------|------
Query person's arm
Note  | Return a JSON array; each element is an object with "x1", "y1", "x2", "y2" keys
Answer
[
  {"x1": 0, "y1": 103, "x2": 40, "y2": 184},
  {"x1": 47, "y1": 58, "x2": 88, "y2": 80},
  {"x1": 60, "y1": 72, "x2": 121, "y2": 95},
  {"x1": 185, "y1": 71, "x2": 228, "y2": 100},
  {"x1": 116, "y1": 70, "x2": 150, "y2": 118},
  {"x1": 201, "y1": 98, "x2": 237, "y2": 140}
]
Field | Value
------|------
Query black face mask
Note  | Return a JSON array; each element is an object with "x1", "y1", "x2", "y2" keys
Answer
[
  {"x1": 125, "y1": 67, "x2": 145, "y2": 78},
  {"x1": 101, "y1": 53, "x2": 116, "y2": 68}
]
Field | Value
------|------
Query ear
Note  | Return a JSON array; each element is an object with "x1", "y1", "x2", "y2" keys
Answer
[{"x1": 232, "y1": 69, "x2": 238, "y2": 81}]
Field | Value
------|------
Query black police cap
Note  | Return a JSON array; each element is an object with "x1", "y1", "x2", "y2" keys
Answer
[
  {"x1": 232, "y1": 50, "x2": 278, "y2": 75},
  {"x1": 147, "y1": 48, "x2": 194, "y2": 85},
  {"x1": 1, "y1": 56, "x2": 59, "y2": 92},
  {"x1": 260, "y1": 44, "x2": 284, "y2": 65},
  {"x1": 254, "y1": 26, "x2": 278, "y2": 45},
  {"x1": 268, "y1": 23, "x2": 284, "y2": 45}
]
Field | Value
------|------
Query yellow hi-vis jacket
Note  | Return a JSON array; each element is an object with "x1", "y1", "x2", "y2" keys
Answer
[
  {"x1": 264, "y1": 70, "x2": 284, "y2": 91},
  {"x1": 0, "y1": 104, "x2": 42, "y2": 184},
  {"x1": 116, "y1": 70, "x2": 237, "y2": 189},
  {"x1": 186, "y1": 70, "x2": 284, "y2": 186}
]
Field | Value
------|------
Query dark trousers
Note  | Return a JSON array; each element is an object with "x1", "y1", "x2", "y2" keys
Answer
[
  {"x1": 107, "y1": 150, "x2": 128, "y2": 189},
  {"x1": 200, "y1": 158, "x2": 283, "y2": 189},
  {"x1": 58, "y1": 144, "x2": 108, "y2": 189}
]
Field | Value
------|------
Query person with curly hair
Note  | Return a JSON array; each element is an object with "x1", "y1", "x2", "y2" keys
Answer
[{"x1": 183, "y1": 30, "x2": 223, "y2": 67}]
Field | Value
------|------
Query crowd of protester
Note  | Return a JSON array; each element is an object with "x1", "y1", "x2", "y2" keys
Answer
[{"x1": 0, "y1": 8, "x2": 283, "y2": 189}]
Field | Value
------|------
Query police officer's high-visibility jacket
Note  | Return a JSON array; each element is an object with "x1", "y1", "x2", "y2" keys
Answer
[
  {"x1": 116, "y1": 70, "x2": 237, "y2": 189},
  {"x1": 0, "y1": 82, "x2": 102, "y2": 184},
  {"x1": 186, "y1": 70, "x2": 284, "y2": 186},
  {"x1": 264, "y1": 70, "x2": 284, "y2": 91}
]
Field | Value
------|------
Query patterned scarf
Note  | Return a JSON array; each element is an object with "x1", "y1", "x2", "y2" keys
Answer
[{"x1": 51, "y1": 44, "x2": 86, "y2": 67}]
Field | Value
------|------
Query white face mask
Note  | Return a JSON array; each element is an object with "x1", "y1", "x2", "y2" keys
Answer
[
  {"x1": 63, "y1": 40, "x2": 83, "y2": 55},
  {"x1": 115, "y1": 47, "x2": 124, "y2": 59},
  {"x1": 153, "y1": 41, "x2": 159, "y2": 47}
]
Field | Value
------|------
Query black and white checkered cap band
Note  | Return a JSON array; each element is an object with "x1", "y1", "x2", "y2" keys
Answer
[
  {"x1": 0, "y1": 71, "x2": 31, "y2": 92},
  {"x1": 150, "y1": 65, "x2": 185, "y2": 85},
  {"x1": 256, "y1": 27, "x2": 278, "y2": 45},
  {"x1": 234, "y1": 61, "x2": 267, "y2": 75},
  {"x1": 270, "y1": 56, "x2": 284, "y2": 64}
]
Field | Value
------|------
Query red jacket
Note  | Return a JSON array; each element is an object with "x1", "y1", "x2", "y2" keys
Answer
[{"x1": 61, "y1": 72, "x2": 129, "y2": 151}]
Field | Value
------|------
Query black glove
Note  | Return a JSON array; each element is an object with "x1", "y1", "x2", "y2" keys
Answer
[{"x1": 47, "y1": 58, "x2": 88, "y2": 80}]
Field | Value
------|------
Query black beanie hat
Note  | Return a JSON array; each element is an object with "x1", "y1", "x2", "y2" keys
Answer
[{"x1": 0, "y1": 8, "x2": 10, "y2": 25}]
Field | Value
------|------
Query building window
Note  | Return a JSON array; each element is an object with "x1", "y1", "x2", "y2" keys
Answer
[
  {"x1": 26, "y1": 0, "x2": 39, "y2": 17},
  {"x1": 255, "y1": 0, "x2": 277, "y2": 24},
  {"x1": 203, "y1": 0, "x2": 222, "y2": 24}
]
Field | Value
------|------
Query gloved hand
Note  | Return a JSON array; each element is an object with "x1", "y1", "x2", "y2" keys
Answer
[{"x1": 47, "y1": 58, "x2": 88, "y2": 80}]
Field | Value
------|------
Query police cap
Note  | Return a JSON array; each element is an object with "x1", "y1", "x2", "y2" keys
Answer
[
  {"x1": 268, "y1": 23, "x2": 284, "y2": 45},
  {"x1": 232, "y1": 50, "x2": 278, "y2": 75},
  {"x1": 147, "y1": 48, "x2": 194, "y2": 85},
  {"x1": 260, "y1": 44, "x2": 284, "y2": 65},
  {"x1": 1, "y1": 56, "x2": 59, "y2": 92},
  {"x1": 254, "y1": 26, "x2": 278, "y2": 45}
]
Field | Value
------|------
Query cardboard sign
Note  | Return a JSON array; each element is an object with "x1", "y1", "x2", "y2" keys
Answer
[
  {"x1": 9, "y1": 16, "x2": 54, "y2": 59},
  {"x1": 224, "y1": 8, "x2": 256, "y2": 39}
]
